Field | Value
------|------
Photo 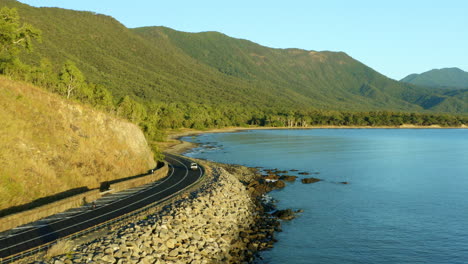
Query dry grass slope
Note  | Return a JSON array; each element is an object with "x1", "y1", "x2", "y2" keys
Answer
[{"x1": 0, "y1": 77, "x2": 155, "y2": 210}]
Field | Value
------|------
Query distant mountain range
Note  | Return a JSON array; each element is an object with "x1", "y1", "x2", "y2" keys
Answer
[
  {"x1": 1, "y1": 0, "x2": 466, "y2": 113},
  {"x1": 401, "y1": 68, "x2": 468, "y2": 89}
]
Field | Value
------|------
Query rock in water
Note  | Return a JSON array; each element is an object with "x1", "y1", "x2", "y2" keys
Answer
[
  {"x1": 279, "y1": 175, "x2": 297, "y2": 182},
  {"x1": 301, "y1": 178, "x2": 321, "y2": 184},
  {"x1": 272, "y1": 209, "x2": 296, "y2": 220},
  {"x1": 272, "y1": 180, "x2": 286, "y2": 188}
]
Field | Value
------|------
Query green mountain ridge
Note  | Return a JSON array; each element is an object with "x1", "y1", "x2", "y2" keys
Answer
[
  {"x1": 2, "y1": 0, "x2": 466, "y2": 113},
  {"x1": 134, "y1": 26, "x2": 424, "y2": 111},
  {"x1": 401, "y1": 67, "x2": 468, "y2": 90}
]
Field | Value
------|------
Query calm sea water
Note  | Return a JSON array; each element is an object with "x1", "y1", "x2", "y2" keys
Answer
[{"x1": 182, "y1": 129, "x2": 468, "y2": 264}]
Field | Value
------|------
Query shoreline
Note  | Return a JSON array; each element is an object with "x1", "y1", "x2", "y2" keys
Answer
[
  {"x1": 159, "y1": 127, "x2": 327, "y2": 263},
  {"x1": 162, "y1": 124, "x2": 466, "y2": 154}
]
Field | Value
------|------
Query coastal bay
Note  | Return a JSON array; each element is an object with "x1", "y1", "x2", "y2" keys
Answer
[{"x1": 182, "y1": 128, "x2": 468, "y2": 264}]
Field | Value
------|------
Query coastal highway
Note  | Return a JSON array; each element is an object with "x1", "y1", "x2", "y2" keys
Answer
[{"x1": 0, "y1": 154, "x2": 203, "y2": 260}]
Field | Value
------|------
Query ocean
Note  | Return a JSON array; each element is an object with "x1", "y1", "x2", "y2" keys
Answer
[{"x1": 182, "y1": 129, "x2": 468, "y2": 264}]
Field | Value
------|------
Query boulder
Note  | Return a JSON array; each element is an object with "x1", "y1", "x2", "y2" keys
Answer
[
  {"x1": 101, "y1": 255, "x2": 116, "y2": 263},
  {"x1": 168, "y1": 249, "x2": 179, "y2": 257},
  {"x1": 301, "y1": 177, "x2": 321, "y2": 184},
  {"x1": 113, "y1": 249, "x2": 123, "y2": 258},
  {"x1": 272, "y1": 209, "x2": 296, "y2": 220},
  {"x1": 239, "y1": 231, "x2": 249, "y2": 238},
  {"x1": 269, "y1": 180, "x2": 286, "y2": 189},
  {"x1": 140, "y1": 256, "x2": 155, "y2": 264},
  {"x1": 92, "y1": 254, "x2": 104, "y2": 262},
  {"x1": 265, "y1": 174, "x2": 280, "y2": 179},
  {"x1": 279, "y1": 175, "x2": 297, "y2": 182},
  {"x1": 166, "y1": 238, "x2": 177, "y2": 249},
  {"x1": 103, "y1": 247, "x2": 113, "y2": 255}
]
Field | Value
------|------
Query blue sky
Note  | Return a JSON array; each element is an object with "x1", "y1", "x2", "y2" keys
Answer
[{"x1": 18, "y1": 0, "x2": 467, "y2": 80}]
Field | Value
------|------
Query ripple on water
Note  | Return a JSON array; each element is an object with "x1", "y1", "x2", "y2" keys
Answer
[{"x1": 184, "y1": 129, "x2": 468, "y2": 264}]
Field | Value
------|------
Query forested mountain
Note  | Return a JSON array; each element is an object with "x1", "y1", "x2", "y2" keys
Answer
[
  {"x1": 1, "y1": 0, "x2": 466, "y2": 113},
  {"x1": 401, "y1": 68, "x2": 468, "y2": 90},
  {"x1": 134, "y1": 27, "x2": 423, "y2": 111}
]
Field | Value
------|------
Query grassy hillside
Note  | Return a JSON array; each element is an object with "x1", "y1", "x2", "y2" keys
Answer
[
  {"x1": 401, "y1": 68, "x2": 468, "y2": 89},
  {"x1": 0, "y1": 76, "x2": 155, "y2": 210},
  {"x1": 1, "y1": 0, "x2": 464, "y2": 113}
]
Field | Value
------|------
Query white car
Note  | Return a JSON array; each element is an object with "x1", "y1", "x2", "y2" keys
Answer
[{"x1": 190, "y1": 163, "x2": 198, "y2": 170}]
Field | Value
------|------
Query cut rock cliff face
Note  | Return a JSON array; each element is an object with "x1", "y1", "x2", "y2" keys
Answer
[{"x1": 0, "y1": 77, "x2": 155, "y2": 210}]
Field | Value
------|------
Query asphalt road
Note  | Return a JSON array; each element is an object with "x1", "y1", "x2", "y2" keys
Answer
[{"x1": 0, "y1": 154, "x2": 203, "y2": 260}]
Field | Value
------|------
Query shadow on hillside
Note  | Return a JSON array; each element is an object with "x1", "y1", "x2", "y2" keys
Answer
[
  {"x1": 0, "y1": 187, "x2": 90, "y2": 218},
  {"x1": 0, "y1": 161, "x2": 164, "y2": 218},
  {"x1": 99, "y1": 161, "x2": 165, "y2": 191}
]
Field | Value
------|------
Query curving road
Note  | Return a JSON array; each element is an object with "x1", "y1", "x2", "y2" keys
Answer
[{"x1": 0, "y1": 153, "x2": 203, "y2": 260}]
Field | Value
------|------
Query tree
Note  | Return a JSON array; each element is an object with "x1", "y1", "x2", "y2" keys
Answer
[
  {"x1": 30, "y1": 58, "x2": 57, "y2": 89},
  {"x1": 89, "y1": 84, "x2": 114, "y2": 111},
  {"x1": 117, "y1": 95, "x2": 147, "y2": 123},
  {"x1": 0, "y1": 7, "x2": 41, "y2": 72},
  {"x1": 117, "y1": 95, "x2": 133, "y2": 119},
  {"x1": 157, "y1": 104, "x2": 184, "y2": 129},
  {"x1": 59, "y1": 60, "x2": 86, "y2": 99}
]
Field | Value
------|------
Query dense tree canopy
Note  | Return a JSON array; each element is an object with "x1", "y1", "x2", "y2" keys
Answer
[{"x1": 0, "y1": 7, "x2": 40, "y2": 73}]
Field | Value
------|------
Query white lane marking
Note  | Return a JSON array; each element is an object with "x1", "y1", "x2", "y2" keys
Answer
[
  {"x1": 0, "y1": 157, "x2": 191, "y2": 253},
  {"x1": 0, "y1": 163, "x2": 176, "y2": 242},
  {"x1": 98, "y1": 197, "x2": 119, "y2": 201},
  {"x1": 44, "y1": 216, "x2": 71, "y2": 221},
  {"x1": 12, "y1": 224, "x2": 47, "y2": 230},
  {"x1": 10, "y1": 226, "x2": 34, "y2": 230}
]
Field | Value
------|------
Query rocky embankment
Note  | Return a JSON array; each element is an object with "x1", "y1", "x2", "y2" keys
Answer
[{"x1": 42, "y1": 164, "x2": 280, "y2": 264}]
